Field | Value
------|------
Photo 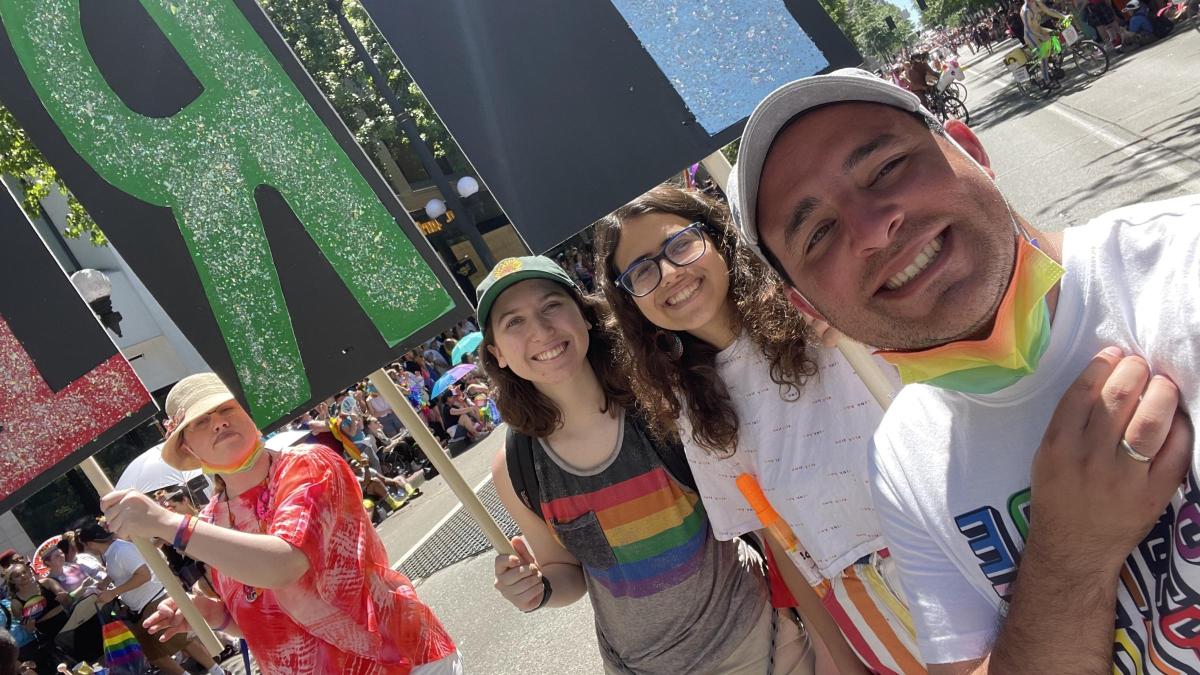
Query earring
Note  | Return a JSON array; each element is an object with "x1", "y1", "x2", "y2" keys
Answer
[{"x1": 654, "y1": 330, "x2": 684, "y2": 361}]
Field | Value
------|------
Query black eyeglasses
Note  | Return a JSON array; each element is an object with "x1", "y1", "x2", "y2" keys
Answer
[{"x1": 615, "y1": 223, "x2": 710, "y2": 297}]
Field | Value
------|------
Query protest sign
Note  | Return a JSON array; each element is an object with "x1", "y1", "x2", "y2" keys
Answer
[
  {"x1": 0, "y1": 185, "x2": 156, "y2": 513},
  {"x1": 0, "y1": 0, "x2": 471, "y2": 429},
  {"x1": 360, "y1": 0, "x2": 860, "y2": 253}
]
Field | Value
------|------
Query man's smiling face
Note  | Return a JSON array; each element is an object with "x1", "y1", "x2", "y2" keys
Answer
[{"x1": 757, "y1": 102, "x2": 1017, "y2": 350}]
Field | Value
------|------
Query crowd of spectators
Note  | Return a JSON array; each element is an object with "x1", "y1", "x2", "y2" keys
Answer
[
  {"x1": 0, "y1": 520, "x2": 233, "y2": 674},
  {"x1": 0, "y1": 315, "x2": 498, "y2": 672}
]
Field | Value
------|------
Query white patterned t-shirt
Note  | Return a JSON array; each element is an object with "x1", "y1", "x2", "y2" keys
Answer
[{"x1": 679, "y1": 337, "x2": 899, "y2": 582}]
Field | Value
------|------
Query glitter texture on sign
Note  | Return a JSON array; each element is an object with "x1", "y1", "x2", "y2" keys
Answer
[
  {"x1": 0, "y1": 316, "x2": 151, "y2": 505},
  {"x1": 0, "y1": 0, "x2": 455, "y2": 424},
  {"x1": 608, "y1": 0, "x2": 830, "y2": 134}
]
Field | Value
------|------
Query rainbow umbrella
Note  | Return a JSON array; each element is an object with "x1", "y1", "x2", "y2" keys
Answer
[{"x1": 430, "y1": 364, "x2": 476, "y2": 399}]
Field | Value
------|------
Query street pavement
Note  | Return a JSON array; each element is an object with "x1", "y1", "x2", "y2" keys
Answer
[
  {"x1": 224, "y1": 32, "x2": 1200, "y2": 674},
  {"x1": 958, "y1": 31, "x2": 1200, "y2": 231},
  {"x1": 380, "y1": 428, "x2": 606, "y2": 675}
]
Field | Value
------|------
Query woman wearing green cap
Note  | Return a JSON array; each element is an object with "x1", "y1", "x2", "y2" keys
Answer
[{"x1": 480, "y1": 255, "x2": 816, "y2": 674}]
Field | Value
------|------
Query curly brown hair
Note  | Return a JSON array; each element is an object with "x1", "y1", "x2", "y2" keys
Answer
[
  {"x1": 594, "y1": 184, "x2": 817, "y2": 456},
  {"x1": 480, "y1": 282, "x2": 636, "y2": 439}
]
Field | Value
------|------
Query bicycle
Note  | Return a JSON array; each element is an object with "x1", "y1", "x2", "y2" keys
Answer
[
  {"x1": 927, "y1": 87, "x2": 970, "y2": 125},
  {"x1": 948, "y1": 80, "x2": 968, "y2": 102},
  {"x1": 1006, "y1": 16, "x2": 1107, "y2": 98}
]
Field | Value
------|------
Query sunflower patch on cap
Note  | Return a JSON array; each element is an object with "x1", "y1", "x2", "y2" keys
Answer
[{"x1": 475, "y1": 255, "x2": 578, "y2": 329}]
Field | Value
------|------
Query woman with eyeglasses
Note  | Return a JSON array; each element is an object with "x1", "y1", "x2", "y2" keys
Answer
[
  {"x1": 594, "y1": 184, "x2": 924, "y2": 675},
  {"x1": 481, "y1": 255, "x2": 816, "y2": 673}
]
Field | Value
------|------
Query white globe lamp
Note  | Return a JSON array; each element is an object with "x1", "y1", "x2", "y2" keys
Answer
[
  {"x1": 456, "y1": 176, "x2": 480, "y2": 198},
  {"x1": 425, "y1": 198, "x2": 447, "y2": 220}
]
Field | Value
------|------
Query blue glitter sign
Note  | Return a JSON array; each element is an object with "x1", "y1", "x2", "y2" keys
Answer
[{"x1": 610, "y1": 0, "x2": 830, "y2": 134}]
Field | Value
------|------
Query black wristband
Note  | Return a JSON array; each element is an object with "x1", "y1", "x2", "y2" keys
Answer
[{"x1": 524, "y1": 575, "x2": 553, "y2": 612}]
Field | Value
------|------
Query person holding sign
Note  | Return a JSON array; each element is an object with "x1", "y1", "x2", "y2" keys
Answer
[
  {"x1": 98, "y1": 374, "x2": 460, "y2": 675},
  {"x1": 731, "y1": 67, "x2": 1197, "y2": 672},
  {"x1": 592, "y1": 186, "x2": 921, "y2": 675},
  {"x1": 480, "y1": 256, "x2": 815, "y2": 673}
]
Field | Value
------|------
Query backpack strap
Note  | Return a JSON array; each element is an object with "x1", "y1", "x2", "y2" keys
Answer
[
  {"x1": 505, "y1": 427, "x2": 543, "y2": 520},
  {"x1": 627, "y1": 411, "x2": 697, "y2": 492}
]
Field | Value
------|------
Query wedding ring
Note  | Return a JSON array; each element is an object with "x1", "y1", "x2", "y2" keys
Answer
[{"x1": 1120, "y1": 438, "x2": 1153, "y2": 464}]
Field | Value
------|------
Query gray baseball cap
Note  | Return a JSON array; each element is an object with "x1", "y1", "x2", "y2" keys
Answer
[{"x1": 729, "y1": 68, "x2": 938, "y2": 267}]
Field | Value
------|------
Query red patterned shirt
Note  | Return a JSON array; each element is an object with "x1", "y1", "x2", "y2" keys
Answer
[{"x1": 201, "y1": 445, "x2": 454, "y2": 674}]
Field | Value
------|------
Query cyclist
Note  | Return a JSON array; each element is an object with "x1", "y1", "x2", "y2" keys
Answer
[
  {"x1": 902, "y1": 52, "x2": 937, "y2": 109},
  {"x1": 1021, "y1": 0, "x2": 1068, "y2": 83}
]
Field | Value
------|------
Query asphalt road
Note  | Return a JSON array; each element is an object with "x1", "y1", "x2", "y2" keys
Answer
[
  {"x1": 960, "y1": 31, "x2": 1200, "y2": 231},
  {"x1": 375, "y1": 32, "x2": 1200, "y2": 675}
]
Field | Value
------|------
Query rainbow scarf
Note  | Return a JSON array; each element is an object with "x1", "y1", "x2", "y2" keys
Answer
[
  {"x1": 328, "y1": 415, "x2": 365, "y2": 463},
  {"x1": 101, "y1": 611, "x2": 147, "y2": 674},
  {"x1": 878, "y1": 237, "x2": 1065, "y2": 394},
  {"x1": 201, "y1": 439, "x2": 266, "y2": 476}
]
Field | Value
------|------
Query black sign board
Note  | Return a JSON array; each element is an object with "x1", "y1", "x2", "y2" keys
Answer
[
  {"x1": 0, "y1": 185, "x2": 156, "y2": 512},
  {"x1": 360, "y1": 0, "x2": 860, "y2": 253}
]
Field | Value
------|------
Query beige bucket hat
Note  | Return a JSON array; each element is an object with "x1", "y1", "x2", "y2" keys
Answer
[{"x1": 161, "y1": 373, "x2": 238, "y2": 470}]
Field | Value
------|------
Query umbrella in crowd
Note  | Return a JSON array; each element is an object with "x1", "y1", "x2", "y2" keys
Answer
[
  {"x1": 451, "y1": 331, "x2": 483, "y2": 365},
  {"x1": 265, "y1": 429, "x2": 311, "y2": 450},
  {"x1": 431, "y1": 364, "x2": 476, "y2": 399},
  {"x1": 115, "y1": 442, "x2": 203, "y2": 495}
]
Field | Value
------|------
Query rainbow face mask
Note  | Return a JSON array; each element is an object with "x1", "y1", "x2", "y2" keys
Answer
[
  {"x1": 201, "y1": 438, "x2": 267, "y2": 476},
  {"x1": 877, "y1": 237, "x2": 1065, "y2": 394}
]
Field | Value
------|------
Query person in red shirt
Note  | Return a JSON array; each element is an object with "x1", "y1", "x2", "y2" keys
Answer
[{"x1": 99, "y1": 373, "x2": 460, "y2": 675}]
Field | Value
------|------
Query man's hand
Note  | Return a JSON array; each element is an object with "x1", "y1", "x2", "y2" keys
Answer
[
  {"x1": 101, "y1": 489, "x2": 181, "y2": 542},
  {"x1": 96, "y1": 588, "x2": 117, "y2": 605},
  {"x1": 1029, "y1": 347, "x2": 1192, "y2": 576},
  {"x1": 493, "y1": 537, "x2": 546, "y2": 612}
]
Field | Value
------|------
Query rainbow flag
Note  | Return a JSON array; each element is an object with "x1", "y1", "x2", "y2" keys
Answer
[
  {"x1": 101, "y1": 610, "x2": 147, "y2": 675},
  {"x1": 542, "y1": 467, "x2": 706, "y2": 599}
]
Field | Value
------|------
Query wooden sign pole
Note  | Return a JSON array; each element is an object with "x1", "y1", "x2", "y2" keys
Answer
[
  {"x1": 368, "y1": 370, "x2": 515, "y2": 557},
  {"x1": 79, "y1": 457, "x2": 223, "y2": 656},
  {"x1": 702, "y1": 149, "x2": 896, "y2": 410}
]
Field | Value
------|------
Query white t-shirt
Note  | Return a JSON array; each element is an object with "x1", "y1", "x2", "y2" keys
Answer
[
  {"x1": 104, "y1": 539, "x2": 165, "y2": 613},
  {"x1": 368, "y1": 394, "x2": 393, "y2": 416},
  {"x1": 681, "y1": 336, "x2": 900, "y2": 582},
  {"x1": 870, "y1": 195, "x2": 1200, "y2": 667}
]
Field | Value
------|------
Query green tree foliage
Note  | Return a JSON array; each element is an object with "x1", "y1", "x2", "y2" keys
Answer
[
  {"x1": 920, "y1": 0, "x2": 1002, "y2": 28},
  {"x1": 849, "y1": 0, "x2": 920, "y2": 61},
  {"x1": 0, "y1": 105, "x2": 105, "y2": 245},
  {"x1": 259, "y1": 0, "x2": 465, "y2": 169}
]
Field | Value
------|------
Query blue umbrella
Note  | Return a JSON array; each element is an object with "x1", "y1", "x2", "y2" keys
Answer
[
  {"x1": 431, "y1": 363, "x2": 477, "y2": 399},
  {"x1": 452, "y1": 331, "x2": 484, "y2": 365}
]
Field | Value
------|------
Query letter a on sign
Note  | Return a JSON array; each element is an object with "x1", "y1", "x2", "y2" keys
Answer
[
  {"x1": 0, "y1": 184, "x2": 156, "y2": 512},
  {"x1": 0, "y1": 0, "x2": 469, "y2": 428}
]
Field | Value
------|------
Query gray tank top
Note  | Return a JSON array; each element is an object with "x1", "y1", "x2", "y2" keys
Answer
[{"x1": 532, "y1": 409, "x2": 767, "y2": 673}]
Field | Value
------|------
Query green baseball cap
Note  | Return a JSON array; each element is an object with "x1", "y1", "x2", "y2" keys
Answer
[{"x1": 476, "y1": 255, "x2": 579, "y2": 329}]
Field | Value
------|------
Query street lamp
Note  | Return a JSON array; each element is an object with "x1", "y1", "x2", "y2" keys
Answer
[
  {"x1": 456, "y1": 176, "x2": 479, "y2": 198},
  {"x1": 71, "y1": 268, "x2": 124, "y2": 337},
  {"x1": 326, "y1": 0, "x2": 497, "y2": 271},
  {"x1": 425, "y1": 198, "x2": 447, "y2": 220}
]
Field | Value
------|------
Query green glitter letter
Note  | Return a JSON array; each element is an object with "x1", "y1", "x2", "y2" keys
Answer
[{"x1": 0, "y1": 0, "x2": 454, "y2": 424}]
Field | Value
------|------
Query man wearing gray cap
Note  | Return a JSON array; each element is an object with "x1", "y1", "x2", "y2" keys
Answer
[{"x1": 727, "y1": 68, "x2": 1199, "y2": 673}]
